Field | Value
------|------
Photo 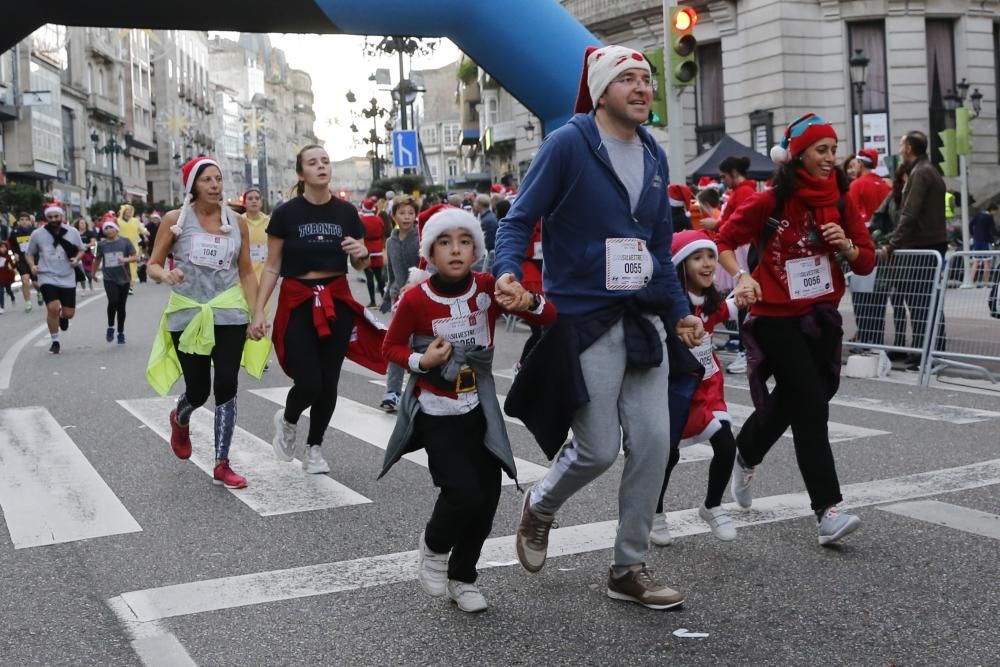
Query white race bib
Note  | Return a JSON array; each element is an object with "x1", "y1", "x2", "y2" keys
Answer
[
  {"x1": 250, "y1": 244, "x2": 267, "y2": 263},
  {"x1": 188, "y1": 233, "x2": 235, "y2": 270},
  {"x1": 605, "y1": 238, "x2": 653, "y2": 290},
  {"x1": 785, "y1": 255, "x2": 834, "y2": 300},
  {"x1": 692, "y1": 338, "x2": 719, "y2": 379},
  {"x1": 103, "y1": 251, "x2": 124, "y2": 268},
  {"x1": 19, "y1": 240, "x2": 30, "y2": 252},
  {"x1": 432, "y1": 309, "x2": 491, "y2": 347},
  {"x1": 533, "y1": 241, "x2": 543, "y2": 260}
]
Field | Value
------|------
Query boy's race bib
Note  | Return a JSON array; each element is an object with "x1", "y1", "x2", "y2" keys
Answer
[
  {"x1": 432, "y1": 309, "x2": 491, "y2": 347},
  {"x1": 605, "y1": 238, "x2": 653, "y2": 290}
]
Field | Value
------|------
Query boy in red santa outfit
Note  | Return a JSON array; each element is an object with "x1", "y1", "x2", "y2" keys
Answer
[
  {"x1": 359, "y1": 196, "x2": 387, "y2": 308},
  {"x1": 651, "y1": 229, "x2": 739, "y2": 545},
  {"x1": 379, "y1": 207, "x2": 555, "y2": 613}
]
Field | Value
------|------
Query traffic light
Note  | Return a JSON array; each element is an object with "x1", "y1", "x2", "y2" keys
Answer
[
  {"x1": 644, "y1": 47, "x2": 667, "y2": 126},
  {"x1": 669, "y1": 6, "x2": 698, "y2": 87},
  {"x1": 956, "y1": 106, "x2": 972, "y2": 156},
  {"x1": 938, "y1": 128, "x2": 958, "y2": 177}
]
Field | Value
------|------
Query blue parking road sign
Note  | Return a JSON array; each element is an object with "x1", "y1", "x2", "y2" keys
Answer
[{"x1": 392, "y1": 130, "x2": 420, "y2": 169}]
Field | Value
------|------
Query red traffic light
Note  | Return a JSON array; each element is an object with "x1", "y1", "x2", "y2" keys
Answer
[{"x1": 673, "y1": 7, "x2": 698, "y2": 32}]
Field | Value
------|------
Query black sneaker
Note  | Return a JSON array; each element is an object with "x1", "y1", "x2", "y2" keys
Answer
[
  {"x1": 59, "y1": 316, "x2": 69, "y2": 331},
  {"x1": 49, "y1": 341, "x2": 60, "y2": 354},
  {"x1": 117, "y1": 332, "x2": 126, "y2": 345},
  {"x1": 106, "y1": 327, "x2": 114, "y2": 342}
]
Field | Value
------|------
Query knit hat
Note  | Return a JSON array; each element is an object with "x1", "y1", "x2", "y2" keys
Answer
[
  {"x1": 856, "y1": 148, "x2": 879, "y2": 169},
  {"x1": 574, "y1": 45, "x2": 651, "y2": 114},
  {"x1": 769, "y1": 113, "x2": 838, "y2": 165},
  {"x1": 171, "y1": 156, "x2": 236, "y2": 236},
  {"x1": 671, "y1": 229, "x2": 717, "y2": 266},
  {"x1": 361, "y1": 196, "x2": 377, "y2": 213},
  {"x1": 43, "y1": 200, "x2": 65, "y2": 217},
  {"x1": 419, "y1": 207, "x2": 486, "y2": 266}
]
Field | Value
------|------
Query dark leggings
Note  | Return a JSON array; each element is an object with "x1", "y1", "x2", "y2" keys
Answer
[
  {"x1": 657, "y1": 422, "x2": 738, "y2": 512},
  {"x1": 170, "y1": 324, "x2": 247, "y2": 408},
  {"x1": 735, "y1": 316, "x2": 843, "y2": 514},
  {"x1": 104, "y1": 281, "x2": 129, "y2": 332},
  {"x1": 0, "y1": 284, "x2": 13, "y2": 307},
  {"x1": 419, "y1": 406, "x2": 501, "y2": 583},
  {"x1": 283, "y1": 298, "x2": 354, "y2": 445},
  {"x1": 365, "y1": 266, "x2": 386, "y2": 305}
]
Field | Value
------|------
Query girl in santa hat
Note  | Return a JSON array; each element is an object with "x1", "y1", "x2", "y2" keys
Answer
[
  {"x1": 716, "y1": 113, "x2": 875, "y2": 546},
  {"x1": 652, "y1": 229, "x2": 738, "y2": 545},
  {"x1": 145, "y1": 156, "x2": 267, "y2": 490}
]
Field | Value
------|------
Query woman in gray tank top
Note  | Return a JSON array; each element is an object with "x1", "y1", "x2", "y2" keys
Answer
[{"x1": 147, "y1": 156, "x2": 260, "y2": 490}]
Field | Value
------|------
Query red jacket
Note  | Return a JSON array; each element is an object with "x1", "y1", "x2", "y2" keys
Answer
[
  {"x1": 681, "y1": 297, "x2": 738, "y2": 445},
  {"x1": 273, "y1": 275, "x2": 387, "y2": 375},
  {"x1": 360, "y1": 213, "x2": 386, "y2": 268},
  {"x1": 520, "y1": 221, "x2": 544, "y2": 293},
  {"x1": 383, "y1": 272, "x2": 556, "y2": 401},
  {"x1": 719, "y1": 179, "x2": 757, "y2": 227},
  {"x1": 847, "y1": 172, "x2": 891, "y2": 224},
  {"x1": 716, "y1": 188, "x2": 875, "y2": 318}
]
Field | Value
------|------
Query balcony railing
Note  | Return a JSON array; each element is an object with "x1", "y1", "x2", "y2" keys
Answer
[{"x1": 87, "y1": 93, "x2": 121, "y2": 121}]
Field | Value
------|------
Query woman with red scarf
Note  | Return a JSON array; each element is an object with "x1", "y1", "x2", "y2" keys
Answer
[
  {"x1": 250, "y1": 145, "x2": 386, "y2": 475},
  {"x1": 716, "y1": 114, "x2": 875, "y2": 546}
]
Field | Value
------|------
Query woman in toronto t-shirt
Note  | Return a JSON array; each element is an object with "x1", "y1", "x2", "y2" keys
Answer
[{"x1": 250, "y1": 144, "x2": 377, "y2": 474}]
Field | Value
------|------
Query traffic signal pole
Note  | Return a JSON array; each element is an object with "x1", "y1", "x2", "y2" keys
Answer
[{"x1": 663, "y1": 0, "x2": 686, "y2": 184}]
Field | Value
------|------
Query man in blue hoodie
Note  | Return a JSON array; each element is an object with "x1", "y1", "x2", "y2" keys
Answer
[{"x1": 493, "y1": 45, "x2": 704, "y2": 610}]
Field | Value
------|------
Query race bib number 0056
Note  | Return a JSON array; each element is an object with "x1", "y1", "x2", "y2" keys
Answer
[
  {"x1": 785, "y1": 254, "x2": 834, "y2": 300},
  {"x1": 605, "y1": 238, "x2": 653, "y2": 291}
]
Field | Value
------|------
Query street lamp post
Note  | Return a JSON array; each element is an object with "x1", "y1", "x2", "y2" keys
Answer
[
  {"x1": 945, "y1": 80, "x2": 979, "y2": 287},
  {"x1": 849, "y1": 49, "x2": 869, "y2": 155},
  {"x1": 91, "y1": 124, "x2": 131, "y2": 203}
]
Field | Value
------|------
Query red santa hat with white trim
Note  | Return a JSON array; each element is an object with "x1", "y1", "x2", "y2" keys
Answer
[
  {"x1": 671, "y1": 229, "x2": 718, "y2": 266},
  {"x1": 574, "y1": 45, "x2": 652, "y2": 114},
  {"x1": 171, "y1": 156, "x2": 236, "y2": 236},
  {"x1": 419, "y1": 206, "x2": 486, "y2": 267},
  {"x1": 43, "y1": 200, "x2": 66, "y2": 218}
]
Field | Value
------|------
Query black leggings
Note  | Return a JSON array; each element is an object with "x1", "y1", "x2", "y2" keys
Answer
[
  {"x1": 365, "y1": 266, "x2": 386, "y2": 305},
  {"x1": 283, "y1": 298, "x2": 354, "y2": 445},
  {"x1": 735, "y1": 316, "x2": 842, "y2": 513},
  {"x1": 0, "y1": 284, "x2": 13, "y2": 307},
  {"x1": 657, "y1": 422, "x2": 738, "y2": 512},
  {"x1": 418, "y1": 406, "x2": 501, "y2": 583},
  {"x1": 105, "y1": 281, "x2": 129, "y2": 331},
  {"x1": 170, "y1": 324, "x2": 247, "y2": 408}
]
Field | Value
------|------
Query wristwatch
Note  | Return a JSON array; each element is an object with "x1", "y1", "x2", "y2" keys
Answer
[{"x1": 733, "y1": 268, "x2": 747, "y2": 281}]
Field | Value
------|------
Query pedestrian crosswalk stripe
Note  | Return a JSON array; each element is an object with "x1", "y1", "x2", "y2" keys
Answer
[
  {"x1": 118, "y1": 397, "x2": 371, "y2": 516},
  {"x1": 107, "y1": 457, "x2": 1000, "y2": 623},
  {"x1": 0, "y1": 406, "x2": 142, "y2": 549},
  {"x1": 725, "y1": 403, "x2": 890, "y2": 443},
  {"x1": 249, "y1": 388, "x2": 551, "y2": 486},
  {"x1": 878, "y1": 500, "x2": 1000, "y2": 541},
  {"x1": 724, "y1": 382, "x2": 1000, "y2": 424}
]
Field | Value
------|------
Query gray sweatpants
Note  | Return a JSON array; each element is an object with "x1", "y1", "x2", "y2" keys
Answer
[
  {"x1": 530, "y1": 315, "x2": 671, "y2": 567},
  {"x1": 385, "y1": 362, "x2": 404, "y2": 395}
]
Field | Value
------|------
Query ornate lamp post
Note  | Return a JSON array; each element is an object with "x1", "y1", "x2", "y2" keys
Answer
[
  {"x1": 848, "y1": 48, "x2": 869, "y2": 154},
  {"x1": 91, "y1": 123, "x2": 132, "y2": 202}
]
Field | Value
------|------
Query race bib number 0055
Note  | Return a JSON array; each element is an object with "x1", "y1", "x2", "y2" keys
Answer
[{"x1": 605, "y1": 238, "x2": 653, "y2": 291}]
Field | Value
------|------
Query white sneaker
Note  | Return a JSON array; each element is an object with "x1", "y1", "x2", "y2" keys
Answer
[
  {"x1": 698, "y1": 505, "x2": 737, "y2": 541},
  {"x1": 0, "y1": 306, "x2": 5, "y2": 314},
  {"x1": 302, "y1": 445, "x2": 330, "y2": 474},
  {"x1": 818, "y1": 507, "x2": 862, "y2": 546},
  {"x1": 271, "y1": 409, "x2": 296, "y2": 462},
  {"x1": 447, "y1": 580, "x2": 488, "y2": 613},
  {"x1": 730, "y1": 458, "x2": 755, "y2": 509},
  {"x1": 649, "y1": 512, "x2": 673, "y2": 546},
  {"x1": 727, "y1": 352, "x2": 747, "y2": 374},
  {"x1": 417, "y1": 530, "x2": 448, "y2": 597}
]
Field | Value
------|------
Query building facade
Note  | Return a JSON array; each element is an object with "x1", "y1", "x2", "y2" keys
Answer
[
  {"x1": 561, "y1": 0, "x2": 1000, "y2": 198},
  {"x1": 413, "y1": 61, "x2": 465, "y2": 186}
]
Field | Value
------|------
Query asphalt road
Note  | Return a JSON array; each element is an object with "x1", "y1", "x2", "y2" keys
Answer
[{"x1": 1, "y1": 274, "x2": 998, "y2": 666}]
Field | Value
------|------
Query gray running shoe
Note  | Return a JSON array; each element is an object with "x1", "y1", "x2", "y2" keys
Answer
[
  {"x1": 271, "y1": 409, "x2": 296, "y2": 462},
  {"x1": 649, "y1": 512, "x2": 673, "y2": 547},
  {"x1": 302, "y1": 445, "x2": 330, "y2": 474},
  {"x1": 818, "y1": 507, "x2": 862, "y2": 546},
  {"x1": 417, "y1": 530, "x2": 448, "y2": 597},
  {"x1": 730, "y1": 458, "x2": 756, "y2": 509},
  {"x1": 606, "y1": 565, "x2": 685, "y2": 610},
  {"x1": 447, "y1": 580, "x2": 487, "y2": 612},
  {"x1": 515, "y1": 490, "x2": 555, "y2": 573}
]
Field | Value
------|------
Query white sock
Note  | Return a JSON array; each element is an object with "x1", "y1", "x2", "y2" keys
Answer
[{"x1": 50, "y1": 332, "x2": 60, "y2": 342}]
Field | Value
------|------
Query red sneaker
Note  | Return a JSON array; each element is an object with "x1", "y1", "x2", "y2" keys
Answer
[
  {"x1": 213, "y1": 460, "x2": 248, "y2": 489},
  {"x1": 169, "y1": 409, "x2": 192, "y2": 459}
]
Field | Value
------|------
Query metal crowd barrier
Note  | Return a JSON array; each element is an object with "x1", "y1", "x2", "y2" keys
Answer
[{"x1": 921, "y1": 250, "x2": 1000, "y2": 385}]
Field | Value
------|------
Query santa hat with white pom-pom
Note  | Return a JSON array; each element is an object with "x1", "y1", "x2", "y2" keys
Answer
[
  {"x1": 769, "y1": 113, "x2": 838, "y2": 166},
  {"x1": 171, "y1": 156, "x2": 238, "y2": 236}
]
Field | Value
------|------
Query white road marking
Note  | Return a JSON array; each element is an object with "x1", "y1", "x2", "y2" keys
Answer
[
  {"x1": 249, "y1": 388, "x2": 550, "y2": 486},
  {"x1": 108, "y1": 457, "x2": 1000, "y2": 622},
  {"x1": 878, "y1": 500, "x2": 1000, "y2": 540},
  {"x1": 724, "y1": 382, "x2": 1000, "y2": 423},
  {"x1": 118, "y1": 397, "x2": 371, "y2": 516},
  {"x1": 0, "y1": 406, "x2": 142, "y2": 549},
  {"x1": 107, "y1": 597, "x2": 196, "y2": 667},
  {"x1": 725, "y1": 403, "x2": 890, "y2": 443},
  {"x1": 343, "y1": 359, "x2": 385, "y2": 380}
]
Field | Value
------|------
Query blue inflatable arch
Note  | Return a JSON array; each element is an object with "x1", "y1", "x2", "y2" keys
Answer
[{"x1": 5, "y1": 0, "x2": 599, "y2": 134}]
